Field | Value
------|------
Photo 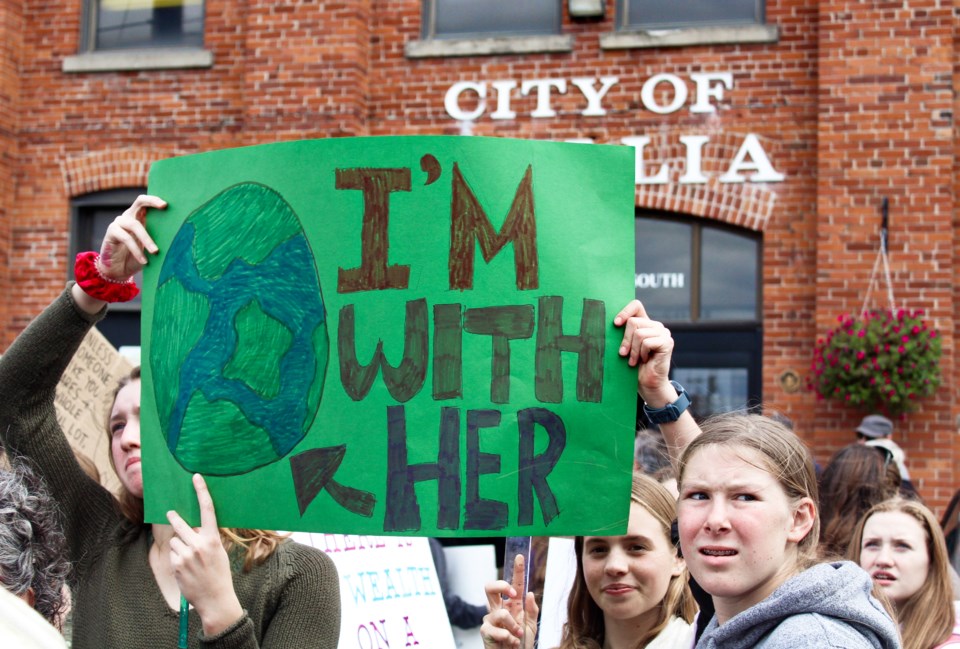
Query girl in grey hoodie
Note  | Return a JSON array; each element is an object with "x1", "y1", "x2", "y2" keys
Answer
[
  {"x1": 615, "y1": 301, "x2": 901, "y2": 649},
  {"x1": 675, "y1": 415, "x2": 900, "y2": 648}
]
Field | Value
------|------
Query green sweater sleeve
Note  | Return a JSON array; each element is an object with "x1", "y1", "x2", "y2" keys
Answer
[
  {"x1": 199, "y1": 542, "x2": 341, "y2": 649},
  {"x1": 257, "y1": 543, "x2": 341, "y2": 649},
  {"x1": 0, "y1": 285, "x2": 124, "y2": 571}
]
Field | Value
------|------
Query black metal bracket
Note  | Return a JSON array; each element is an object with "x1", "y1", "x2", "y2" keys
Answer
[{"x1": 881, "y1": 197, "x2": 889, "y2": 252}]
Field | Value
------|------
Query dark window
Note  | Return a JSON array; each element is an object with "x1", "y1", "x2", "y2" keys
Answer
[
  {"x1": 71, "y1": 188, "x2": 144, "y2": 349},
  {"x1": 423, "y1": 0, "x2": 561, "y2": 39},
  {"x1": 635, "y1": 216, "x2": 759, "y2": 323},
  {"x1": 617, "y1": 0, "x2": 763, "y2": 30},
  {"x1": 700, "y1": 227, "x2": 759, "y2": 321},
  {"x1": 635, "y1": 214, "x2": 762, "y2": 420},
  {"x1": 83, "y1": 0, "x2": 204, "y2": 51}
]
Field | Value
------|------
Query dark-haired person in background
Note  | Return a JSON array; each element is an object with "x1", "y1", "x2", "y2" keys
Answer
[{"x1": 0, "y1": 461, "x2": 70, "y2": 630}]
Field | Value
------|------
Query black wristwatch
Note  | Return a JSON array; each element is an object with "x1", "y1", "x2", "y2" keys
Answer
[{"x1": 643, "y1": 380, "x2": 691, "y2": 424}]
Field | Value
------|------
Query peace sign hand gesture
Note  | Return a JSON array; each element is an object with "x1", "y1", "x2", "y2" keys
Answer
[{"x1": 480, "y1": 554, "x2": 538, "y2": 649}]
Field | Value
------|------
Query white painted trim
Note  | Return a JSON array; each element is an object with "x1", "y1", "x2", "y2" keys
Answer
[
  {"x1": 63, "y1": 48, "x2": 213, "y2": 73},
  {"x1": 405, "y1": 35, "x2": 573, "y2": 59},
  {"x1": 600, "y1": 24, "x2": 778, "y2": 50}
]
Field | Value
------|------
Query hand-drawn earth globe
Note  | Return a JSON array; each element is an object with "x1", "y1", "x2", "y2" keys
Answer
[{"x1": 150, "y1": 182, "x2": 328, "y2": 476}]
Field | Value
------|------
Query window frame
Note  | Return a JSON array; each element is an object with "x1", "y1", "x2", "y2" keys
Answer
[
  {"x1": 421, "y1": 0, "x2": 562, "y2": 40},
  {"x1": 70, "y1": 188, "x2": 148, "y2": 349},
  {"x1": 635, "y1": 213, "x2": 762, "y2": 325},
  {"x1": 634, "y1": 213, "x2": 764, "y2": 424},
  {"x1": 616, "y1": 0, "x2": 765, "y2": 31},
  {"x1": 78, "y1": 0, "x2": 206, "y2": 53}
]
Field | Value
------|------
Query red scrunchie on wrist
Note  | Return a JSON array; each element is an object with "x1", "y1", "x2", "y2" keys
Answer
[{"x1": 74, "y1": 251, "x2": 140, "y2": 303}]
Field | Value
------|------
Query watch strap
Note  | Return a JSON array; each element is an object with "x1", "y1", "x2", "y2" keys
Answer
[{"x1": 643, "y1": 380, "x2": 691, "y2": 424}]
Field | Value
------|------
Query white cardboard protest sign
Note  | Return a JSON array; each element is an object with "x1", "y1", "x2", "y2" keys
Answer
[
  {"x1": 54, "y1": 326, "x2": 133, "y2": 494},
  {"x1": 293, "y1": 533, "x2": 456, "y2": 649}
]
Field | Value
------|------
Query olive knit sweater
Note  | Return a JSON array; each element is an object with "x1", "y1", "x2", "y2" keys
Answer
[{"x1": 0, "y1": 286, "x2": 341, "y2": 648}]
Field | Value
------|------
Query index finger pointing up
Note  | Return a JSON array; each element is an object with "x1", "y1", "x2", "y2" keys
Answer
[
  {"x1": 192, "y1": 473, "x2": 220, "y2": 533},
  {"x1": 510, "y1": 553, "x2": 525, "y2": 596}
]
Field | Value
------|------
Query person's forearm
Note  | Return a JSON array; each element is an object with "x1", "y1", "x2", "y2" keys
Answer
[
  {"x1": 199, "y1": 611, "x2": 257, "y2": 649},
  {"x1": 659, "y1": 413, "x2": 702, "y2": 466},
  {"x1": 0, "y1": 284, "x2": 116, "y2": 567},
  {"x1": 71, "y1": 281, "x2": 108, "y2": 315}
]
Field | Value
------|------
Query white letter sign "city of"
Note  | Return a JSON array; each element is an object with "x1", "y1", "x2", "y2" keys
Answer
[{"x1": 443, "y1": 72, "x2": 785, "y2": 184}]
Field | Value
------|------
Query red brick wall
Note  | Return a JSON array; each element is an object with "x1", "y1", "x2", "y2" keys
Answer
[
  {"x1": 814, "y1": 0, "x2": 956, "y2": 505},
  {"x1": 3, "y1": 0, "x2": 959, "y2": 509},
  {"x1": 953, "y1": 0, "x2": 960, "y2": 511},
  {"x1": 0, "y1": 0, "x2": 22, "y2": 338},
  {"x1": 239, "y1": 0, "x2": 371, "y2": 143},
  {"x1": 10, "y1": 0, "x2": 373, "y2": 328}
]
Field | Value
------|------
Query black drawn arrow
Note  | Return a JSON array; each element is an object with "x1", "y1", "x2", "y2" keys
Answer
[{"x1": 290, "y1": 445, "x2": 376, "y2": 517}]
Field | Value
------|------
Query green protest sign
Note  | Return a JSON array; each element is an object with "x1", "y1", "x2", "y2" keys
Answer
[{"x1": 142, "y1": 136, "x2": 636, "y2": 536}]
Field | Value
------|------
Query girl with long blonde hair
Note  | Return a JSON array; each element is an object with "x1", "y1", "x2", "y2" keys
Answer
[{"x1": 850, "y1": 498, "x2": 960, "y2": 649}]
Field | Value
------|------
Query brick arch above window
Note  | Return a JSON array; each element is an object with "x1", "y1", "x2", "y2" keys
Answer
[
  {"x1": 632, "y1": 130, "x2": 782, "y2": 232},
  {"x1": 60, "y1": 149, "x2": 172, "y2": 197}
]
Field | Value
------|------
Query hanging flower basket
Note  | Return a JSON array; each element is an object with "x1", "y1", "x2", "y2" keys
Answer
[{"x1": 809, "y1": 309, "x2": 941, "y2": 416}]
